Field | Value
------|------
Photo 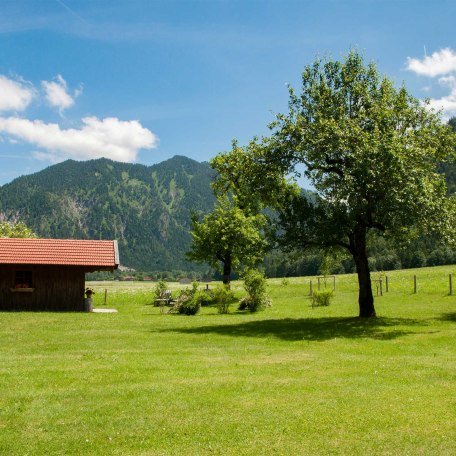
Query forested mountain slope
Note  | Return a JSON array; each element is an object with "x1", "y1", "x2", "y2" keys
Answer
[{"x1": 0, "y1": 156, "x2": 215, "y2": 271}]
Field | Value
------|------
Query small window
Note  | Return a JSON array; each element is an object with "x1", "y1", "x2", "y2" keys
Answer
[{"x1": 15, "y1": 271, "x2": 33, "y2": 289}]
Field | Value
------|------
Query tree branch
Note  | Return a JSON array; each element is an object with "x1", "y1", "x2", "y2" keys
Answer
[
  {"x1": 368, "y1": 221, "x2": 386, "y2": 232},
  {"x1": 303, "y1": 158, "x2": 346, "y2": 177}
]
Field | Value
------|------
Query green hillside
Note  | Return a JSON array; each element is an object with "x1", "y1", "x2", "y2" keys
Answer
[{"x1": 0, "y1": 156, "x2": 215, "y2": 271}]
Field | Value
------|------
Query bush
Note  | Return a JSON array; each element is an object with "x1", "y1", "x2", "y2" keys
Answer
[
  {"x1": 152, "y1": 280, "x2": 168, "y2": 306},
  {"x1": 212, "y1": 285, "x2": 236, "y2": 314},
  {"x1": 311, "y1": 289, "x2": 334, "y2": 307},
  {"x1": 240, "y1": 269, "x2": 271, "y2": 312},
  {"x1": 178, "y1": 296, "x2": 202, "y2": 315},
  {"x1": 172, "y1": 282, "x2": 202, "y2": 315}
]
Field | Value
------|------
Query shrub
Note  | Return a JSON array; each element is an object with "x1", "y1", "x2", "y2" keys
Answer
[
  {"x1": 172, "y1": 282, "x2": 202, "y2": 315},
  {"x1": 197, "y1": 285, "x2": 215, "y2": 307},
  {"x1": 178, "y1": 296, "x2": 202, "y2": 315},
  {"x1": 240, "y1": 269, "x2": 271, "y2": 312},
  {"x1": 311, "y1": 289, "x2": 334, "y2": 307},
  {"x1": 152, "y1": 280, "x2": 168, "y2": 306},
  {"x1": 238, "y1": 297, "x2": 250, "y2": 311},
  {"x1": 212, "y1": 285, "x2": 236, "y2": 314}
]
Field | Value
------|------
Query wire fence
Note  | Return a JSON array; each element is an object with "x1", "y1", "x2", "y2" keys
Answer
[{"x1": 304, "y1": 271, "x2": 455, "y2": 296}]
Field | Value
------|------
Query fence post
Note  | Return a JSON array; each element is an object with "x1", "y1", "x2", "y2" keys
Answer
[
  {"x1": 385, "y1": 275, "x2": 389, "y2": 292},
  {"x1": 379, "y1": 279, "x2": 383, "y2": 296},
  {"x1": 317, "y1": 277, "x2": 321, "y2": 291},
  {"x1": 333, "y1": 275, "x2": 336, "y2": 291},
  {"x1": 309, "y1": 280, "x2": 313, "y2": 296},
  {"x1": 450, "y1": 274, "x2": 453, "y2": 296},
  {"x1": 104, "y1": 289, "x2": 108, "y2": 305},
  {"x1": 413, "y1": 275, "x2": 417, "y2": 294}
]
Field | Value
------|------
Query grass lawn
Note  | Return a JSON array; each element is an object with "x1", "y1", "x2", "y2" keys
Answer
[{"x1": 0, "y1": 265, "x2": 455, "y2": 455}]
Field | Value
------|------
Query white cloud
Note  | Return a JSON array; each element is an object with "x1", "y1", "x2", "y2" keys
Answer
[
  {"x1": 41, "y1": 75, "x2": 81, "y2": 114},
  {"x1": 406, "y1": 48, "x2": 456, "y2": 77},
  {"x1": 0, "y1": 116, "x2": 157, "y2": 163},
  {"x1": 427, "y1": 75, "x2": 456, "y2": 117},
  {"x1": 0, "y1": 76, "x2": 35, "y2": 112},
  {"x1": 0, "y1": 72, "x2": 158, "y2": 163},
  {"x1": 406, "y1": 48, "x2": 456, "y2": 118}
]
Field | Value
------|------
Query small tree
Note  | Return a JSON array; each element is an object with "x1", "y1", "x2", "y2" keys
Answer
[
  {"x1": 239, "y1": 269, "x2": 271, "y2": 312},
  {"x1": 187, "y1": 198, "x2": 269, "y2": 285}
]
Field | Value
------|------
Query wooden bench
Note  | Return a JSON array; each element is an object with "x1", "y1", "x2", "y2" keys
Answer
[{"x1": 155, "y1": 290, "x2": 175, "y2": 313}]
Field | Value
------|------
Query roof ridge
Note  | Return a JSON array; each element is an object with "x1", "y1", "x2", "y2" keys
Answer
[{"x1": 0, "y1": 238, "x2": 119, "y2": 268}]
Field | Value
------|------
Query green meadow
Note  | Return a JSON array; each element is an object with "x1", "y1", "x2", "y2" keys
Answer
[{"x1": 1, "y1": 265, "x2": 455, "y2": 455}]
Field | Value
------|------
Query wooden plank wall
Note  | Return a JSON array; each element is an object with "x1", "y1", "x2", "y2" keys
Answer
[{"x1": 0, "y1": 266, "x2": 86, "y2": 311}]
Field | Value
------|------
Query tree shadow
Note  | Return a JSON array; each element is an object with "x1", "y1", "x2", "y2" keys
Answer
[
  {"x1": 157, "y1": 316, "x2": 426, "y2": 342},
  {"x1": 438, "y1": 312, "x2": 456, "y2": 323}
]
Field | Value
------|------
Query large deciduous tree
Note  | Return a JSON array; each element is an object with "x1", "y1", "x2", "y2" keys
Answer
[{"x1": 214, "y1": 51, "x2": 456, "y2": 317}]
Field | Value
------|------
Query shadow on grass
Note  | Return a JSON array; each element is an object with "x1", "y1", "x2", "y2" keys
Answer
[
  {"x1": 438, "y1": 312, "x2": 456, "y2": 322},
  {"x1": 157, "y1": 316, "x2": 426, "y2": 341}
]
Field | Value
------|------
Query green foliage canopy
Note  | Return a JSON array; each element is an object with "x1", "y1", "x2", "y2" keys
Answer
[
  {"x1": 211, "y1": 140, "x2": 290, "y2": 214},
  {"x1": 187, "y1": 198, "x2": 269, "y2": 284},
  {"x1": 0, "y1": 221, "x2": 37, "y2": 238},
  {"x1": 269, "y1": 52, "x2": 456, "y2": 248}
]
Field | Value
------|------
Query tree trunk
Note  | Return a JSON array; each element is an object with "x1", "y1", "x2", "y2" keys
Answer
[
  {"x1": 222, "y1": 253, "x2": 232, "y2": 286},
  {"x1": 352, "y1": 229, "x2": 376, "y2": 318}
]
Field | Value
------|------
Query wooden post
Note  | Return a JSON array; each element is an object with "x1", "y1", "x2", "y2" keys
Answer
[
  {"x1": 413, "y1": 275, "x2": 417, "y2": 294},
  {"x1": 104, "y1": 289, "x2": 107, "y2": 306},
  {"x1": 333, "y1": 275, "x2": 336, "y2": 291},
  {"x1": 309, "y1": 280, "x2": 313, "y2": 296},
  {"x1": 379, "y1": 278, "x2": 383, "y2": 296},
  {"x1": 317, "y1": 277, "x2": 321, "y2": 291},
  {"x1": 450, "y1": 274, "x2": 453, "y2": 296},
  {"x1": 385, "y1": 276, "x2": 389, "y2": 292}
]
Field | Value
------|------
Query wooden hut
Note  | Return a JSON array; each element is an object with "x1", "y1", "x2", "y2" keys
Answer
[{"x1": 0, "y1": 238, "x2": 119, "y2": 311}]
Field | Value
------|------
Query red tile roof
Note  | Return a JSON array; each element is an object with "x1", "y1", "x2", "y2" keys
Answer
[{"x1": 0, "y1": 238, "x2": 119, "y2": 269}]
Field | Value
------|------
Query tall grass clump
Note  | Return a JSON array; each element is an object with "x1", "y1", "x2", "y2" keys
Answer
[
  {"x1": 239, "y1": 269, "x2": 271, "y2": 312},
  {"x1": 311, "y1": 289, "x2": 334, "y2": 307}
]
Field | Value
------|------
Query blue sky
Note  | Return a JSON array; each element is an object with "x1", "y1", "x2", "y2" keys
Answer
[{"x1": 0, "y1": 0, "x2": 455, "y2": 185}]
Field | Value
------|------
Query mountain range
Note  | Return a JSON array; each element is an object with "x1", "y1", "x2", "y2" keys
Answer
[{"x1": 0, "y1": 156, "x2": 215, "y2": 272}]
